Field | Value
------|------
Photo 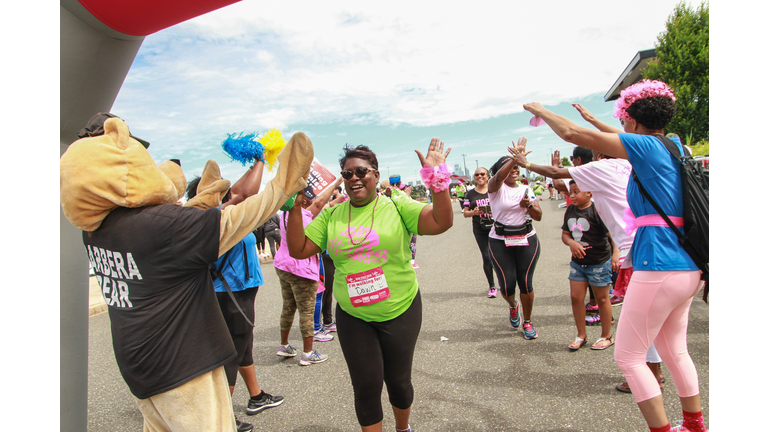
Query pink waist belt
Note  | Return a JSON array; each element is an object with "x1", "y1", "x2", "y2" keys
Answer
[{"x1": 623, "y1": 207, "x2": 683, "y2": 236}]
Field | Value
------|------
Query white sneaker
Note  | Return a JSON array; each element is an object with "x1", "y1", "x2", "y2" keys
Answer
[
  {"x1": 299, "y1": 349, "x2": 329, "y2": 366},
  {"x1": 313, "y1": 329, "x2": 333, "y2": 342}
]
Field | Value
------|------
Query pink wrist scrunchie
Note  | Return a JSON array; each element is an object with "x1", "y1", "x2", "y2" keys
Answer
[{"x1": 420, "y1": 163, "x2": 452, "y2": 193}]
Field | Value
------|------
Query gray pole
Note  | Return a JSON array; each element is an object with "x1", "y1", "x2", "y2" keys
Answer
[
  {"x1": 61, "y1": 4, "x2": 144, "y2": 431},
  {"x1": 461, "y1": 154, "x2": 467, "y2": 177}
]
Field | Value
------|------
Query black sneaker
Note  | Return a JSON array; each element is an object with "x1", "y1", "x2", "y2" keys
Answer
[
  {"x1": 246, "y1": 391, "x2": 285, "y2": 415},
  {"x1": 236, "y1": 418, "x2": 253, "y2": 432}
]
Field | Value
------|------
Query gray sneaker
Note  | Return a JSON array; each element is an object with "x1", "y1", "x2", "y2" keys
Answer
[
  {"x1": 299, "y1": 349, "x2": 329, "y2": 366},
  {"x1": 313, "y1": 329, "x2": 334, "y2": 342},
  {"x1": 276, "y1": 344, "x2": 297, "y2": 357}
]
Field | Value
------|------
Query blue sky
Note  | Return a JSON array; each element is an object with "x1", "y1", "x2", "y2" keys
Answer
[{"x1": 109, "y1": 0, "x2": 691, "y2": 190}]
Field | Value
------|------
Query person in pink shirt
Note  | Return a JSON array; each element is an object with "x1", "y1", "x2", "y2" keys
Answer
[{"x1": 274, "y1": 179, "x2": 343, "y2": 366}]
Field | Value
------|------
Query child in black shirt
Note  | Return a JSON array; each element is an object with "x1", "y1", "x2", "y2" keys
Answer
[{"x1": 561, "y1": 180, "x2": 618, "y2": 351}]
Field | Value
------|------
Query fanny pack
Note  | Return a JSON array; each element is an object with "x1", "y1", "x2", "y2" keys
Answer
[
  {"x1": 478, "y1": 217, "x2": 494, "y2": 231},
  {"x1": 494, "y1": 219, "x2": 532, "y2": 236}
]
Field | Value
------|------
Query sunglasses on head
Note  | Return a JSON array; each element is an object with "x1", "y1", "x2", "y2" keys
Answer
[{"x1": 340, "y1": 166, "x2": 378, "y2": 180}]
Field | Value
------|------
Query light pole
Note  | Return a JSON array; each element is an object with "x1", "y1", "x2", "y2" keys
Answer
[
  {"x1": 461, "y1": 154, "x2": 467, "y2": 177},
  {"x1": 475, "y1": 160, "x2": 478, "y2": 170}
]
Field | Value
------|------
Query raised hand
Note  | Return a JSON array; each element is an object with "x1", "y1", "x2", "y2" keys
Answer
[
  {"x1": 507, "y1": 136, "x2": 532, "y2": 166},
  {"x1": 572, "y1": 103, "x2": 597, "y2": 123},
  {"x1": 523, "y1": 102, "x2": 544, "y2": 116},
  {"x1": 551, "y1": 150, "x2": 561, "y2": 167},
  {"x1": 415, "y1": 137, "x2": 452, "y2": 168}
]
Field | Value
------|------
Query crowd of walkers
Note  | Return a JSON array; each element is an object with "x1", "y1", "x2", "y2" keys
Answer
[{"x1": 61, "y1": 78, "x2": 707, "y2": 432}]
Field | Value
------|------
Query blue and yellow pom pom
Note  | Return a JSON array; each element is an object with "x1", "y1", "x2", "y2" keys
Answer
[{"x1": 222, "y1": 132, "x2": 265, "y2": 166}]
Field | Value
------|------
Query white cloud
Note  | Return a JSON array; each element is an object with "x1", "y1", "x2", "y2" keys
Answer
[{"x1": 111, "y1": 0, "x2": 691, "y2": 182}]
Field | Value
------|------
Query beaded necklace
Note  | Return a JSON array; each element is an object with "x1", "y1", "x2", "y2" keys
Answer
[{"x1": 348, "y1": 194, "x2": 379, "y2": 246}]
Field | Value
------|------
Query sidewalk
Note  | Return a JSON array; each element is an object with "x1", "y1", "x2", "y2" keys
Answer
[{"x1": 89, "y1": 255, "x2": 275, "y2": 317}]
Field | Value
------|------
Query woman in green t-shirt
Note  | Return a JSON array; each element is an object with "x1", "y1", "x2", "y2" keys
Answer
[{"x1": 287, "y1": 139, "x2": 453, "y2": 432}]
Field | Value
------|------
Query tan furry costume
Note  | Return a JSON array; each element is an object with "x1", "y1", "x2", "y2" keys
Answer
[
  {"x1": 60, "y1": 117, "x2": 314, "y2": 432},
  {"x1": 61, "y1": 117, "x2": 314, "y2": 255}
]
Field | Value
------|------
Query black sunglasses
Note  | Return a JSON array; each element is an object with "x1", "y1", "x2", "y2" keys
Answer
[{"x1": 340, "y1": 167, "x2": 378, "y2": 180}]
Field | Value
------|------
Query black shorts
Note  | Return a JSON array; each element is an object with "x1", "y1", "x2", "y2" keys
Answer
[{"x1": 216, "y1": 286, "x2": 259, "y2": 386}]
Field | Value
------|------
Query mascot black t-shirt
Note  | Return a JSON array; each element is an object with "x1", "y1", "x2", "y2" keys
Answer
[{"x1": 83, "y1": 204, "x2": 236, "y2": 399}]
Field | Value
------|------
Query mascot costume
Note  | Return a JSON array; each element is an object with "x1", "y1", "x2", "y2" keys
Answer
[{"x1": 60, "y1": 114, "x2": 313, "y2": 432}]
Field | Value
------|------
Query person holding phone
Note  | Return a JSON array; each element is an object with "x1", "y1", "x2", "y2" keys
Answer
[
  {"x1": 487, "y1": 138, "x2": 543, "y2": 340},
  {"x1": 461, "y1": 167, "x2": 498, "y2": 298}
]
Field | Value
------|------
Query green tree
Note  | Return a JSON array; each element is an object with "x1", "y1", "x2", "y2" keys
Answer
[
  {"x1": 689, "y1": 141, "x2": 708, "y2": 157},
  {"x1": 561, "y1": 157, "x2": 572, "y2": 167},
  {"x1": 642, "y1": 1, "x2": 709, "y2": 143}
]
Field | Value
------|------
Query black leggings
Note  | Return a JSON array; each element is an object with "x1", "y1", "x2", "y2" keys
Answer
[
  {"x1": 321, "y1": 253, "x2": 335, "y2": 325},
  {"x1": 472, "y1": 225, "x2": 495, "y2": 288},
  {"x1": 265, "y1": 229, "x2": 280, "y2": 257},
  {"x1": 488, "y1": 234, "x2": 540, "y2": 296},
  {"x1": 336, "y1": 291, "x2": 422, "y2": 427}
]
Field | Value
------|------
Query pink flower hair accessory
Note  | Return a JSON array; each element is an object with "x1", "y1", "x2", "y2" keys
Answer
[
  {"x1": 420, "y1": 163, "x2": 452, "y2": 193},
  {"x1": 613, "y1": 80, "x2": 676, "y2": 123}
]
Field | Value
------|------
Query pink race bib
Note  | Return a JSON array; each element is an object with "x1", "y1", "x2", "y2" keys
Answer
[{"x1": 346, "y1": 267, "x2": 390, "y2": 307}]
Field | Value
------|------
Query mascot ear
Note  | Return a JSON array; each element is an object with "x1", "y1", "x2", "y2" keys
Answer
[
  {"x1": 158, "y1": 160, "x2": 187, "y2": 202},
  {"x1": 183, "y1": 159, "x2": 231, "y2": 210},
  {"x1": 60, "y1": 117, "x2": 177, "y2": 231}
]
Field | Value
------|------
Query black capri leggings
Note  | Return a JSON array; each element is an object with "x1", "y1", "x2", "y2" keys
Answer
[
  {"x1": 488, "y1": 234, "x2": 540, "y2": 297},
  {"x1": 335, "y1": 290, "x2": 422, "y2": 427},
  {"x1": 472, "y1": 225, "x2": 495, "y2": 289},
  {"x1": 321, "y1": 252, "x2": 335, "y2": 325}
]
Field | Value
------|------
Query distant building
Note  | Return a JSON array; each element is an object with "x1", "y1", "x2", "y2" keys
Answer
[{"x1": 416, "y1": 180, "x2": 422, "y2": 186}]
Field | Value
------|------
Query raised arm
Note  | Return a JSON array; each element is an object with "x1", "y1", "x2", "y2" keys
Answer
[
  {"x1": 221, "y1": 160, "x2": 265, "y2": 209},
  {"x1": 523, "y1": 102, "x2": 628, "y2": 159},
  {"x1": 572, "y1": 104, "x2": 624, "y2": 134},
  {"x1": 510, "y1": 145, "x2": 572, "y2": 180},
  {"x1": 414, "y1": 138, "x2": 454, "y2": 235},
  {"x1": 218, "y1": 132, "x2": 313, "y2": 256},
  {"x1": 286, "y1": 192, "x2": 323, "y2": 259},
  {"x1": 488, "y1": 137, "x2": 529, "y2": 193}
]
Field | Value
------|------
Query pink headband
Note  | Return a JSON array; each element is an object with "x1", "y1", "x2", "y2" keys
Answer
[{"x1": 613, "y1": 79, "x2": 676, "y2": 123}]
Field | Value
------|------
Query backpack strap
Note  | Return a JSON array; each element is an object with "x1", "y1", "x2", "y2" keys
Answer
[
  {"x1": 242, "y1": 240, "x2": 250, "y2": 280},
  {"x1": 630, "y1": 135, "x2": 688, "y2": 241},
  {"x1": 211, "y1": 247, "x2": 255, "y2": 328},
  {"x1": 631, "y1": 171, "x2": 684, "y2": 242}
]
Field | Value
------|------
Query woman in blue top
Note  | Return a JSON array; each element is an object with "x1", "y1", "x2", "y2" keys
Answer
[{"x1": 520, "y1": 80, "x2": 707, "y2": 432}]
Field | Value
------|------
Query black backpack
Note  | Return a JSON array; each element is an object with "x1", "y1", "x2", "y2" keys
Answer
[{"x1": 631, "y1": 135, "x2": 709, "y2": 302}]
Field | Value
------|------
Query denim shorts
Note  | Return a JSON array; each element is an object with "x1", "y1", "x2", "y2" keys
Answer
[{"x1": 568, "y1": 259, "x2": 613, "y2": 286}]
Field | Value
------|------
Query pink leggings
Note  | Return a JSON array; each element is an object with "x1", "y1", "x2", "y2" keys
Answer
[{"x1": 614, "y1": 270, "x2": 702, "y2": 403}]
